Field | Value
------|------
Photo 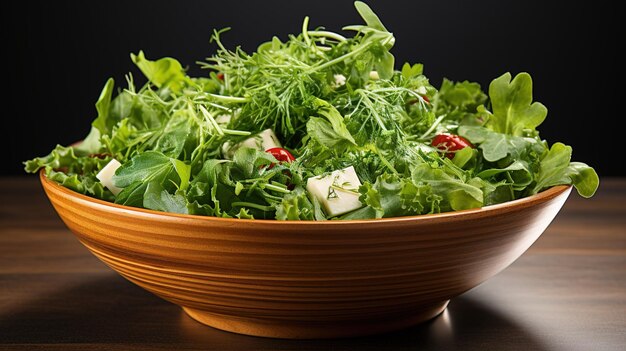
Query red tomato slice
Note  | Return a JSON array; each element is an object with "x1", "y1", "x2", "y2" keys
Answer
[{"x1": 431, "y1": 134, "x2": 474, "y2": 159}]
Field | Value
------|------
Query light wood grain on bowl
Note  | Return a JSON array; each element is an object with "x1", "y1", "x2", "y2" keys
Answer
[{"x1": 40, "y1": 170, "x2": 571, "y2": 338}]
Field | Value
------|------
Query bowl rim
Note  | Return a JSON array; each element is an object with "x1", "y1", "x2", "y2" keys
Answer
[{"x1": 39, "y1": 169, "x2": 571, "y2": 226}]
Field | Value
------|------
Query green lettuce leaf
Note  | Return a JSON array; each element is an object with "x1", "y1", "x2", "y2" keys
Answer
[
  {"x1": 459, "y1": 125, "x2": 539, "y2": 162},
  {"x1": 476, "y1": 160, "x2": 533, "y2": 191},
  {"x1": 412, "y1": 163, "x2": 483, "y2": 211},
  {"x1": 434, "y1": 79, "x2": 488, "y2": 124},
  {"x1": 275, "y1": 187, "x2": 316, "y2": 220},
  {"x1": 130, "y1": 51, "x2": 187, "y2": 93},
  {"x1": 485, "y1": 72, "x2": 547, "y2": 136},
  {"x1": 532, "y1": 143, "x2": 599, "y2": 197}
]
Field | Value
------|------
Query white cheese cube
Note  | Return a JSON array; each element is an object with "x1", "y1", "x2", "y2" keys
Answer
[
  {"x1": 214, "y1": 114, "x2": 231, "y2": 125},
  {"x1": 306, "y1": 166, "x2": 363, "y2": 217},
  {"x1": 239, "y1": 129, "x2": 281, "y2": 150},
  {"x1": 222, "y1": 129, "x2": 282, "y2": 159},
  {"x1": 96, "y1": 159, "x2": 123, "y2": 196},
  {"x1": 415, "y1": 86, "x2": 427, "y2": 95},
  {"x1": 369, "y1": 70, "x2": 380, "y2": 80},
  {"x1": 333, "y1": 74, "x2": 346, "y2": 87}
]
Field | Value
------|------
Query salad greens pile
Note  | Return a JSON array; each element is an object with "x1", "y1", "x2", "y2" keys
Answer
[{"x1": 25, "y1": 2, "x2": 598, "y2": 220}]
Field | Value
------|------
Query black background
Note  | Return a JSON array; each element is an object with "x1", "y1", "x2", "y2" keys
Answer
[{"x1": 3, "y1": 0, "x2": 622, "y2": 176}]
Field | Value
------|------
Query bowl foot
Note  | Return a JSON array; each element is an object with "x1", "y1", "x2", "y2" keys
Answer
[{"x1": 182, "y1": 301, "x2": 449, "y2": 339}]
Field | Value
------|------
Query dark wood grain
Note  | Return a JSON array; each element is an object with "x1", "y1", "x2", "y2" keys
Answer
[{"x1": 1, "y1": 177, "x2": 625, "y2": 350}]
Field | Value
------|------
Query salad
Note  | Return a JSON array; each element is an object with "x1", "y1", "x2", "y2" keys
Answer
[{"x1": 25, "y1": 2, "x2": 599, "y2": 220}]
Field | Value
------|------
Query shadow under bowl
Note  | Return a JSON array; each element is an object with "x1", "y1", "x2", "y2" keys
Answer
[{"x1": 39, "y1": 170, "x2": 571, "y2": 339}]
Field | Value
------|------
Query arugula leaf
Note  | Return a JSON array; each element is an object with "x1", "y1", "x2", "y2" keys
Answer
[
  {"x1": 312, "y1": 98, "x2": 356, "y2": 145},
  {"x1": 143, "y1": 182, "x2": 189, "y2": 214},
  {"x1": 92, "y1": 78, "x2": 116, "y2": 135},
  {"x1": 485, "y1": 72, "x2": 547, "y2": 136},
  {"x1": 154, "y1": 109, "x2": 195, "y2": 159},
  {"x1": 232, "y1": 147, "x2": 276, "y2": 179},
  {"x1": 306, "y1": 117, "x2": 355, "y2": 150},
  {"x1": 115, "y1": 181, "x2": 148, "y2": 207},
  {"x1": 187, "y1": 159, "x2": 227, "y2": 215}
]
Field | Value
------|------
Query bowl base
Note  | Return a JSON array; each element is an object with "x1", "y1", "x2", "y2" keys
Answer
[{"x1": 182, "y1": 301, "x2": 449, "y2": 339}]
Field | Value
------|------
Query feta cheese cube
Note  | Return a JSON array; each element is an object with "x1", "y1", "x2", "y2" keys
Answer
[
  {"x1": 214, "y1": 114, "x2": 231, "y2": 125},
  {"x1": 96, "y1": 159, "x2": 123, "y2": 195},
  {"x1": 222, "y1": 129, "x2": 282, "y2": 159},
  {"x1": 369, "y1": 70, "x2": 380, "y2": 80},
  {"x1": 306, "y1": 166, "x2": 363, "y2": 217},
  {"x1": 415, "y1": 86, "x2": 427, "y2": 95},
  {"x1": 333, "y1": 74, "x2": 346, "y2": 87},
  {"x1": 215, "y1": 108, "x2": 240, "y2": 126}
]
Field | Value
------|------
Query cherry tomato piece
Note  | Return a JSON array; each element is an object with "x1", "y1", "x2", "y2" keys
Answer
[
  {"x1": 216, "y1": 72, "x2": 224, "y2": 81},
  {"x1": 431, "y1": 133, "x2": 474, "y2": 159},
  {"x1": 264, "y1": 148, "x2": 296, "y2": 189},
  {"x1": 265, "y1": 147, "x2": 295, "y2": 163}
]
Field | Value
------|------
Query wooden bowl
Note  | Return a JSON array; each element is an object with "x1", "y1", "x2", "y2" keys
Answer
[{"x1": 39, "y1": 170, "x2": 571, "y2": 339}]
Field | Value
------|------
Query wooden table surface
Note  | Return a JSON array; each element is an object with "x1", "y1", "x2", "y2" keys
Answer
[{"x1": 1, "y1": 177, "x2": 624, "y2": 351}]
